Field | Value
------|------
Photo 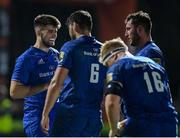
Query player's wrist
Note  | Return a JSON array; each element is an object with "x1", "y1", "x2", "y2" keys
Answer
[{"x1": 42, "y1": 110, "x2": 49, "y2": 118}]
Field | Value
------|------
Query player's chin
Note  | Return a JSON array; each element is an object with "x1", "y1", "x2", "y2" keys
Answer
[
  {"x1": 47, "y1": 42, "x2": 55, "y2": 47},
  {"x1": 126, "y1": 39, "x2": 132, "y2": 46}
]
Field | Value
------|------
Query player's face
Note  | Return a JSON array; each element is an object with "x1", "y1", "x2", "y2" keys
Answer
[
  {"x1": 125, "y1": 19, "x2": 140, "y2": 47},
  {"x1": 40, "y1": 25, "x2": 58, "y2": 48},
  {"x1": 68, "y1": 23, "x2": 76, "y2": 40},
  {"x1": 106, "y1": 55, "x2": 116, "y2": 67}
]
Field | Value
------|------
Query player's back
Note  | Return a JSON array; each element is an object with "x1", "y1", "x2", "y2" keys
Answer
[
  {"x1": 58, "y1": 36, "x2": 107, "y2": 113},
  {"x1": 113, "y1": 56, "x2": 177, "y2": 122}
]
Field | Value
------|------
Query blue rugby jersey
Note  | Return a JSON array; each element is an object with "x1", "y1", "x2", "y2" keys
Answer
[
  {"x1": 57, "y1": 36, "x2": 107, "y2": 114},
  {"x1": 11, "y1": 46, "x2": 59, "y2": 116},
  {"x1": 107, "y1": 55, "x2": 178, "y2": 122},
  {"x1": 135, "y1": 42, "x2": 165, "y2": 66},
  {"x1": 120, "y1": 41, "x2": 166, "y2": 118}
]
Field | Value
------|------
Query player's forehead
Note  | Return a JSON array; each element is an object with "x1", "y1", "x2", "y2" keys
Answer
[
  {"x1": 125, "y1": 19, "x2": 134, "y2": 28},
  {"x1": 101, "y1": 44, "x2": 116, "y2": 56},
  {"x1": 41, "y1": 25, "x2": 58, "y2": 31}
]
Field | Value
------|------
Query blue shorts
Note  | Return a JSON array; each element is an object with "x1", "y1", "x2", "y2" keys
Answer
[
  {"x1": 120, "y1": 118, "x2": 178, "y2": 137},
  {"x1": 23, "y1": 116, "x2": 47, "y2": 137},
  {"x1": 23, "y1": 112, "x2": 54, "y2": 137},
  {"x1": 50, "y1": 105, "x2": 102, "y2": 137}
]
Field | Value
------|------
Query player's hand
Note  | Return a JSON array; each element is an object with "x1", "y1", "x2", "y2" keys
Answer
[
  {"x1": 116, "y1": 119, "x2": 127, "y2": 136},
  {"x1": 41, "y1": 115, "x2": 49, "y2": 136},
  {"x1": 117, "y1": 119, "x2": 127, "y2": 129}
]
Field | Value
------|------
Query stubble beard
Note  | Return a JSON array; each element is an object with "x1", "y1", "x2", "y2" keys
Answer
[
  {"x1": 41, "y1": 34, "x2": 54, "y2": 48},
  {"x1": 131, "y1": 31, "x2": 140, "y2": 47}
]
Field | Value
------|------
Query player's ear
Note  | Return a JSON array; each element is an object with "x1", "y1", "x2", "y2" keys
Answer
[
  {"x1": 114, "y1": 54, "x2": 118, "y2": 60},
  {"x1": 74, "y1": 22, "x2": 81, "y2": 33},
  {"x1": 137, "y1": 25, "x2": 143, "y2": 35},
  {"x1": 35, "y1": 26, "x2": 41, "y2": 36}
]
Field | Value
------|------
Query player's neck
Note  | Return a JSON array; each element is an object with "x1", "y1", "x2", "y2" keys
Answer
[
  {"x1": 125, "y1": 51, "x2": 133, "y2": 57},
  {"x1": 34, "y1": 41, "x2": 49, "y2": 53},
  {"x1": 76, "y1": 31, "x2": 91, "y2": 39},
  {"x1": 139, "y1": 35, "x2": 152, "y2": 48}
]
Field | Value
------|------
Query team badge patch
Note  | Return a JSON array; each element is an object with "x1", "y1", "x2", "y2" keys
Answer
[
  {"x1": 106, "y1": 73, "x2": 113, "y2": 83},
  {"x1": 152, "y1": 58, "x2": 161, "y2": 65},
  {"x1": 59, "y1": 51, "x2": 65, "y2": 62}
]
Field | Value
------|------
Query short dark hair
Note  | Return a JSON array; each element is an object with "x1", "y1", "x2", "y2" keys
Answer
[
  {"x1": 66, "y1": 10, "x2": 92, "y2": 31},
  {"x1": 34, "y1": 14, "x2": 61, "y2": 29},
  {"x1": 125, "y1": 11, "x2": 152, "y2": 33}
]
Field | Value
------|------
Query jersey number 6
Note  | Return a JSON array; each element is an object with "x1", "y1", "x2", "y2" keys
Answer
[{"x1": 90, "y1": 63, "x2": 99, "y2": 83}]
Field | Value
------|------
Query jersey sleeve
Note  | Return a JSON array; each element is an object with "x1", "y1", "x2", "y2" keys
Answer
[
  {"x1": 11, "y1": 56, "x2": 30, "y2": 85},
  {"x1": 58, "y1": 43, "x2": 73, "y2": 70},
  {"x1": 49, "y1": 47, "x2": 59, "y2": 55},
  {"x1": 138, "y1": 47, "x2": 164, "y2": 66},
  {"x1": 146, "y1": 49, "x2": 164, "y2": 66},
  {"x1": 106, "y1": 62, "x2": 124, "y2": 88},
  {"x1": 106, "y1": 62, "x2": 124, "y2": 96}
]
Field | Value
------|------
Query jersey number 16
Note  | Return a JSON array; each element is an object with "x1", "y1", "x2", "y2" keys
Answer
[{"x1": 144, "y1": 71, "x2": 164, "y2": 93}]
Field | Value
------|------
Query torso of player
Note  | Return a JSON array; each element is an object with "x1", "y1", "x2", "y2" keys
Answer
[
  {"x1": 110, "y1": 56, "x2": 177, "y2": 121},
  {"x1": 58, "y1": 36, "x2": 107, "y2": 111},
  {"x1": 14, "y1": 46, "x2": 59, "y2": 110},
  {"x1": 27, "y1": 47, "x2": 59, "y2": 86}
]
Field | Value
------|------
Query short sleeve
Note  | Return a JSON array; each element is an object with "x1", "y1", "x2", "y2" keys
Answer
[
  {"x1": 106, "y1": 62, "x2": 124, "y2": 86},
  {"x1": 58, "y1": 43, "x2": 73, "y2": 70},
  {"x1": 11, "y1": 57, "x2": 30, "y2": 85},
  {"x1": 146, "y1": 49, "x2": 164, "y2": 66},
  {"x1": 137, "y1": 46, "x2": 164, "y2": 66}
]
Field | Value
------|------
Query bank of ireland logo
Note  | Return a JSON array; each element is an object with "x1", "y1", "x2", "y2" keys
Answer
[{"x1": 93, "y1": 48, "x2": 99, "y2": 52}]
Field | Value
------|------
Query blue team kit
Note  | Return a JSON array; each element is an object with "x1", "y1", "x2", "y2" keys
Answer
[
  {"x1": 107, "y1": 56, "x2": 178, "y2": 137},
  {"x1": 51, "y1": 35, "x2": 107, "y2": 136},
  {"x1": 11, "y1": 46, "x2": 59, "y2": 136}
]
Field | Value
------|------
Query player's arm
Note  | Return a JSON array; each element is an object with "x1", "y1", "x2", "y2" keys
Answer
[
  {"x1": 105, "y1": 81, "x2": 122, "y2": 137},
  {"x1": 10, "y1": 80, "x2": 49, "y2": 99},
  {"x1": 147, "y1": 49, "x2": 164, "y2": 66},
  {"x1": 41, "y1": 66, "x2": 68, "y2": 134},
  {"x1": 105, "y1": 94, "x2": 120, "y2": 137}
]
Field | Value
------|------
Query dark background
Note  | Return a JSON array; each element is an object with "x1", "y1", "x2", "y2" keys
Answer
[{"x1": 0, "y1": 0, "x2": 179, "y2": 136}]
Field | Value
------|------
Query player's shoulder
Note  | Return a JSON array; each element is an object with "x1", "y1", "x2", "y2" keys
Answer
[
  {"x1": 61, "y1": 38, "x2": 85, "y2": 51},
  {"x1": 118, "y1": 56, "x2": 152, "y2": 69},
  {"x1": 146, "y1": 42, "x2": 162, "y2": 53},
  {"x1": 61, "y1": 40, "x2": 76, "y2": 52},
  {"x1": 109, "y1": 57, "x2": 127, "y2": 72},
  {"x1": 137, "y1": 42, "x2": 163, "y2": 58},
  {"x1": 16, "y1": 47, "x2": 34, "y2": 61},
  {"x1": 95, "y1": 39, "x2": 103, "y2": 46},
  {"x1": 132, "y1": 56, "x2": 165, "y2": 70},
  {"x1": 119, "y1": 55, "x2": 135, "y2": 63},
  {"x1": 134, "y1": 56, "x2": 154, "y2": 63},
  {"x1": 16, "y1": 46, "x2": 46, "y2": 63}
]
